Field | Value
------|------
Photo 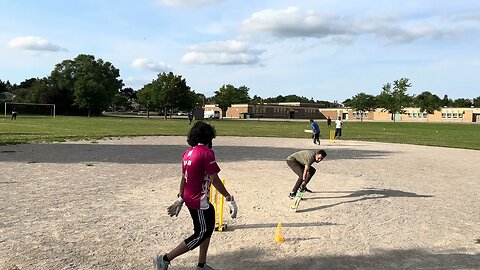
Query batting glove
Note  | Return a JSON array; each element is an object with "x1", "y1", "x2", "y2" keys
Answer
[
  {"x1": 167, "y1": 197, "x2": 184, "y2": 217},
  {"x1": 226, "y1": 196, "x2": 238, "y2": 219}
]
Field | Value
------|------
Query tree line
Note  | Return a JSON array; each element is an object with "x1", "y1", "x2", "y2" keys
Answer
[
  {"x1": 345, "y1": 78, "x2": 480, "y2": 122},
  {"x1": 1, "y1": 54, "x2": 479, "y2": 117}
]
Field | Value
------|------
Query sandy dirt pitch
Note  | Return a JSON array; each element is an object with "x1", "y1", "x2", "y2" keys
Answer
[{"x1": 1, "y1": 136, "x2": 479, "y2": 270}]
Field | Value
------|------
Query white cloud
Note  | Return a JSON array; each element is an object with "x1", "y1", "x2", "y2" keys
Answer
[
  {"x1": 131, "y1": 58, "x2": 172, "y2": 72},
  {"x1": 379, "y1": 25, "x2": 452, "y2": 44},
  {"x1": 7, "y1": 36, "x2": 67, "y2": 52},
  {"x1": 241, "y1": 7, "x2": 462, "y2": 44},
  {"x1": 242, "y1": 7, "x2": 342, "y2": 38},
  {"x1": 181, "y1": 40, "x2": 262, "y2": 65},
  {"x1": 157, "y1": 0, "x2": 221, "y2": 7}
]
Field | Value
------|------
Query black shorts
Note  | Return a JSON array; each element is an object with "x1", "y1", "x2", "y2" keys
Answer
[{"x1": 184, "y1": 203, "x2": 215, "y2": 250}]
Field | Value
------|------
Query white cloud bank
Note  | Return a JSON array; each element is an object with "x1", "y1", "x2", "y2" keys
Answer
[
  {"x1": 241, "y1": 7, "x2": 458, "y2": 44},
  {"x1": 131, "y1": 58, "x2": 172, "y2": 72},
  {"x1": 8, "y1": 36, "x2": 67, "y2": 52},
  {"x1": 181, "y1": 40, "x2": 262, "y2": 65}
]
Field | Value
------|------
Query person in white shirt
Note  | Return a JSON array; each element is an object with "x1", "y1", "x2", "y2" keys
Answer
[{"x1": 334, "y1": 116, "x2": 343, "y2": 139}]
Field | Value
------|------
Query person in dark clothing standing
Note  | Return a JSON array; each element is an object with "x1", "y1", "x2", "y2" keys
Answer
[
  {"x1": 310, "y1": 119, "x2": 320, "y2": 145},
  {"x1": 188, "y1": 112, "x2": 194, "y2": 125},
  {"x1": 11, "y1": 108, "x2": 17, "y2": 120}
]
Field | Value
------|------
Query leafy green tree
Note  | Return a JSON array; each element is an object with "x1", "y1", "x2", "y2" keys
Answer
[
  {"x1": 73, "y1": 55, "x2": 123, "y2": 116},
  {"x1": 136, "y1": 72, "x2": 195, "y2": 118},
  {"x1": 121, "y1": 87, "x2": 136, "y2": 101},
  {"x1": 49, "y1": 54, "x2": 123, "y2": 116},
  {"x1": 136, "y1": 83, "x2": 157, "y2": 118},
  {"x1": 414, "y1": 91, "x2": 441, "y2": 114},
  {"x1": 263, "y1": 95, "x2": 284, "y2": 103},
  {"x1": 18, "y1": 78, "x2": 38, "y2": 89},
  {"x1": 0, "y1": 79, "x2": 12, "y2": 92},
  {"x1": 348, "y1": 92, "x2": 377, "y2": 122},
  {"x1": 195, "y1": 93, "x2": 206, "y2": 107},
  {"x1": 112, "y1": 94, "x2": 130, "y2": 111},
  {"x1": 111, "y1": 87, "x2": 136, "y2": 111},
  {"x1": 251, "y1": 95, "x2": 263, "y2": 104},
  {"x1": 9, "y1": 78, "x2": 40, "y2": 103},
  {"x1": 452, "y1": 98, "x2": 473, "y2": 107},
  {"x1": 155, "y1": 72, "x2": 194, "y2": 118},
  {"x1": 214, "y1": 84, "x2": 250, "y2": 116},
  {"x1": 441, "y1": 94, "x2": 451, "y2": 107},
  {"x1": 49, "y1": 60, "x2": 77, "y2": 114},
  {"x1": 263, "y1": 94, "x2": 311, "y2": 103},
  {"x1": 377, "y1": 78, "x2": 413, "y2": 122},
  {"x1": 474, "y1": 96, "x2": 480, "y2": 107}
]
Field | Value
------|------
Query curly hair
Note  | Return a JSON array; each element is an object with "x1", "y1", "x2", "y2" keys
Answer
[{"x1": 187, "y1": 121, "x2": 216, "y2": 147}]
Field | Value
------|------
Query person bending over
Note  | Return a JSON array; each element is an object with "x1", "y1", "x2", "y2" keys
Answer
[{"x1": 286, "y1": 149, "x2": 327, "y2": 198}]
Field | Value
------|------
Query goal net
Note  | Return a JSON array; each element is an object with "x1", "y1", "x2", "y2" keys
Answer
[{"x1": 3, "y1": 102, "x2": 56, "y2": 118}]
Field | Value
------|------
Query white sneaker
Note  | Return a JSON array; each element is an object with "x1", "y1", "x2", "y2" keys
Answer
[{"x1": 153, "y1": 255, "x2": 170, "y2": 270}]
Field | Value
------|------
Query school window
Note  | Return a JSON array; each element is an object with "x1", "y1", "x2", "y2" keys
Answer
[
  {"x1": 423, "y1": 113, "x2": 427, "y2": 118},
  {"x1": 453, "y1": 113, "x2": 458, "y2": 118},
  {"x1": 447, "y1": 113, "x2": 452, "y2": 118},
  {"x1": 459, "y1": 113, "x2": 463, "y2": 119},
  {"x1": 409, "y1": 113, "x2": 413, "y2": 118},
  {"x1": 442, "y1": 113, "x2": 446, "y2": 118}
]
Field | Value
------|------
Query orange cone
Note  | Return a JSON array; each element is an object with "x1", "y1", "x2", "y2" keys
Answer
[{"x1": 274, "y1": 223, "x2": 285, "y2": 243}]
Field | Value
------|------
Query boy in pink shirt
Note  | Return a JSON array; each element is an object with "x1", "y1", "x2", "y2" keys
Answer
[{"x1": 154, "y1": 121, "x2": 237, "y2": 270}]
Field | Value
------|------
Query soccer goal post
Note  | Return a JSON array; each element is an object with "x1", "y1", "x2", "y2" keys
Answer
[{"x1": 4, "y1": 102, "x2": 56, "y2": 118}]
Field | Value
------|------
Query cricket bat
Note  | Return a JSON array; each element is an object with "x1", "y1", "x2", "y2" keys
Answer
[{"x1": 290, "y1": 190, "x2": 304, "y2": 212}]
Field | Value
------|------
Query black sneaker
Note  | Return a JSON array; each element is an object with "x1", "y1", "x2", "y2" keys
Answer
[
  {"x1": 288, "y1": 192, "x2": 295, "y2": 199},
  {"x1": 303, "y1": 187, "x2": 313, "y2": 193}
]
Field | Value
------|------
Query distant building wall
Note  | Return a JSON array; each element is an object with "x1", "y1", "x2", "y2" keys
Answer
[
  {"x1": 343, "y1": 107, "x2": 480, "y2": 122},
  {"x1": 206, "y1": 103, "x2": 480, "y2": 123},
  {"x1": 402, "y1": 107, "x2": 480, "y2": 122},
  {"x1": 204, "y1": 104, "x2": 223, "y2": 118},
  {"x1": 317, "y1": 108, "x2": 349, "y2": 120},
  {"x1": 227, "y1": 103, "x2": 326, "y2": 119}
]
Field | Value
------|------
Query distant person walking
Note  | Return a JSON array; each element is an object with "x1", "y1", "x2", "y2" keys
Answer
[
  {"x1": 188, "y1": 111, "x2": 194, "y2": 125},
  {"x1": 310, "y1": 119, "x2": 320, "y2": 145},
  {"x1": 11, "y1": 108, "x2": 17, "y2": 120},
  {"x1": 334, "y1": 116, "x2": 343, "y2": 139},
  {"x1": 327, "y1": 116, "x2": 331, "y2": 128}
]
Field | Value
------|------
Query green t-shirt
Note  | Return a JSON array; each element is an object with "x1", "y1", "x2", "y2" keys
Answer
[{"x1": 287, "y1": 150, "x2": 316, "y2": 167}]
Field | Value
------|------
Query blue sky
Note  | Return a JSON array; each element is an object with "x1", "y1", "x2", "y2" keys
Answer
[{"x1": 1, "y1": 0, "x2": 479, "y2": 101}]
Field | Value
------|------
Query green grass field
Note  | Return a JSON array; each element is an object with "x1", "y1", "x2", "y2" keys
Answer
[{"x1": 1, "y1": 116, "x2": 479, "y2": 150}]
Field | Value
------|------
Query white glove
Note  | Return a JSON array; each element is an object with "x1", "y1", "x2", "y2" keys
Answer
[
  {"x1": 226, "y1": 196, "x2": 238, "y2": 219},
  {"x1": 167, "y1": 197, "x2": 184, "y2": 217}
]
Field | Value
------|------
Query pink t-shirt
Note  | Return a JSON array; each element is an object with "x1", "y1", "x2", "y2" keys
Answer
[{"x1": 182, "y1": 144, "x2": 221, "y2": 209}]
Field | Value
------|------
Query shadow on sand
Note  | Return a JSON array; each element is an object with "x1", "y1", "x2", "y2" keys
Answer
[
  {"x1": 0, "y1": 144, "x2": 394, "y2": 164},
  {"x1": 298, "y1": 188, "x2": 433, "y2": 213},
  {"x1": 228, "y1": 221, "x2": 339, "y2": 231},
  {"x1": 174, "y1": 248, "x2": 480, "y2": 270}
]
